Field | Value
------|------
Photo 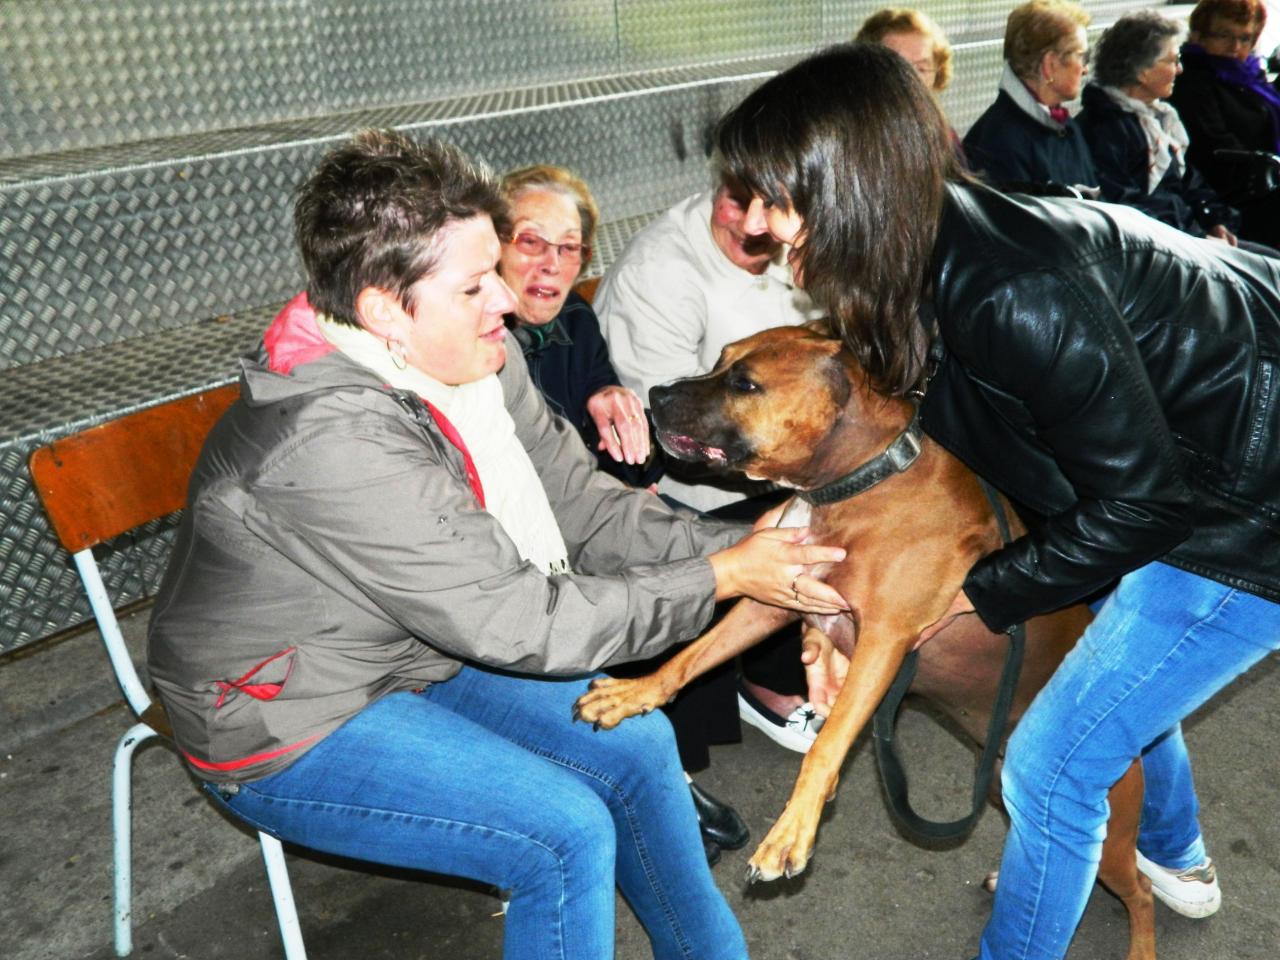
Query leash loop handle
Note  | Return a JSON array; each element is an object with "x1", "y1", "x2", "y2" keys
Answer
[{"x1": 871, "y1": 479, "x2": 1026, "y2": 843}]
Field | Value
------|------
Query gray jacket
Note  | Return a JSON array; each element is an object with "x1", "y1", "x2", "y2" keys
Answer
[{"x1": 147, "y1": 336, "x2": 741, "y2": 782}]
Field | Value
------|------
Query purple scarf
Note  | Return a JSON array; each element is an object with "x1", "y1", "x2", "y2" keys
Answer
[{"x1": 1184, "y1": 42, "x2": 1280, "y2": 152}]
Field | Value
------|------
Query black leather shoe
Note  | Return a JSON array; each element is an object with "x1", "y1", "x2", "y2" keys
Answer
[
  {"x1": 689, "y1": 780, "x2": 749, "y2": 850},
  {"x1": 704, "y1": 835, "x2": 722, "y2": 867}
]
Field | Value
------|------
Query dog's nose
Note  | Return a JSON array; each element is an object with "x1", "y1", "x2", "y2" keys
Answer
[{"x1": 649, "y1": 384, "x2": 673, "y2": 415}]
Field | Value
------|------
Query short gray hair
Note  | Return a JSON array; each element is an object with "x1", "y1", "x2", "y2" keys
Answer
[{"x1": 1093, "y1": 10, "x2": 1183, "y2": 88}]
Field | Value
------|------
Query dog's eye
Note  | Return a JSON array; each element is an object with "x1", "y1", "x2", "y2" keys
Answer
[{"x1": 726, "y1": 372, "x2": 760, "y2": 394}]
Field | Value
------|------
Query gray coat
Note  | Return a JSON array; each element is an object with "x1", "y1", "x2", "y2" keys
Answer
[{"x1": 147, "y1": 338, "x2": 742, "y2": 782}]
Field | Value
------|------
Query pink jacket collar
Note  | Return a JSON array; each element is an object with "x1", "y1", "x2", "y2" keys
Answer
[{"x1": 263, "y1": 292, "x2": 335, "y2": 374}]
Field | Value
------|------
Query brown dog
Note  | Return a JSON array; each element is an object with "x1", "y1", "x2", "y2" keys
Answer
[{"x1": 574, "y1": 326, "x2": 1156, "y2": 960}]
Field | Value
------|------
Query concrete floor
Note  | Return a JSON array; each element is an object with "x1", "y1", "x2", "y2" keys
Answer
[{"x1": 2, "y1": 607, "x2": 1277, "y2": 960}]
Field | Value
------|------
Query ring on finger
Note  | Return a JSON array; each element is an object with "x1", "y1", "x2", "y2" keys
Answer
[{"x1": 791, "y1": 575, "x2": 800, "y2": 602}]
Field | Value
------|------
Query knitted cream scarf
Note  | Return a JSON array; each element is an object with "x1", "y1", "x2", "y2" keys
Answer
[
  {"x1": 1100, "y1": 85, "x2": 1190, "y2": 193},
  {"x1": 317, "y1": 315, "x2": 570, "y2": 575}
]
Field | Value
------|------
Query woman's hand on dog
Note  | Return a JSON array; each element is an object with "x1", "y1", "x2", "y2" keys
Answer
[
  {"x1": 802, "y1": 629, "x2": 849, "y2": 717},
  {"x1": 709, "y1": 526, "x2": 849, "y2": 613}
]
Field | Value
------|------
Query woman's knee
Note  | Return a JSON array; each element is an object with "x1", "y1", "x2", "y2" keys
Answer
[
  {"x1": 1001, "y1": 717, "x2": 1111, "y2": 846},
  {"x1": 506, "y1": 780, "x2": 617, "y2": 889}
]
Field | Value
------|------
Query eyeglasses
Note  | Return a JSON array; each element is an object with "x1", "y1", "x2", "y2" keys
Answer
[
  {"x1": 510, "y1": 232, "x2": 590, "y2": 264},
  {"x1": 910, "y1": 58, "x2": 938, "y2": 79},
  {"x1": 1055, "y1": 46, "x2": 1091, "y2": 66},
  {"x1": 1204, "y1": 30, "x2": 1256, "y2": 48}
]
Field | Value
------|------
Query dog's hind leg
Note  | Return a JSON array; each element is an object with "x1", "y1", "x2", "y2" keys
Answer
[
  {"x1": 574, "y1": 598, "x2": 798, "y2": 730},
  {"x1": 1097, "y1": 759, "x2": 1156, "y2": 960}
]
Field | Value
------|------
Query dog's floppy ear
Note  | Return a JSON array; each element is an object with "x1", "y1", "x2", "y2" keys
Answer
[{"x1": 818, "y1": 351, "x2": 854, "y2": 411}]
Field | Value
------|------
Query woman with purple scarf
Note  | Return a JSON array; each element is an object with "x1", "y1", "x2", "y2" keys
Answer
[{"x1": 1169, "y1": 0, "x2": 1280, "y2": 246}]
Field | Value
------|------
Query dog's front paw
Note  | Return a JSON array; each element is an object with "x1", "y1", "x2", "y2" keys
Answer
[
  {"x1": 572, "y1": 676, "x2": 674, "y2": 730},
  {"x1": 745, "y1": 799, "x2": 822, "y2": 882}
]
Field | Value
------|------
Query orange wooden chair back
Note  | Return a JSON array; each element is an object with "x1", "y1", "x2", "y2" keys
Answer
[{"x1": 30, "y1": 384, "x2": 239, "y2": 553}]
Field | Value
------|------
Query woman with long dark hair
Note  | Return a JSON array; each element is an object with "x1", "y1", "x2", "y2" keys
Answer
[{"x1": 716, "y1": 42, "x2": 1280, "y2": 960}]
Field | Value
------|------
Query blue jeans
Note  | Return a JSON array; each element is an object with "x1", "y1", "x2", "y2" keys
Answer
[
  {"x1": 979, "y1": 562, "x2": 1280, "y2": 960},
  {"x1": 207, "y1": 667, "x2": 747, "y2": 960}
]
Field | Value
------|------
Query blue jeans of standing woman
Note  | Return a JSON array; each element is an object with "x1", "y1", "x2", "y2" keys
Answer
[
  {"x1": 206, "y1": 666, "x2": 747, "y2": 960},
  {"x1": 978, "y1": 561, "x2": 1280, "y2": 960}
]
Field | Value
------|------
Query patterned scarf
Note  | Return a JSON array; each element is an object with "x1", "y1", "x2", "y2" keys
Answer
[{"x1": 1100, "y1": 85, "x2": 1191, "y2": 192}]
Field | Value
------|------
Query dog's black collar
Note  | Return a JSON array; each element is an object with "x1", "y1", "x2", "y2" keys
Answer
[{"x1": 798, "y1": 406, "x2": 924, "y2": 506}]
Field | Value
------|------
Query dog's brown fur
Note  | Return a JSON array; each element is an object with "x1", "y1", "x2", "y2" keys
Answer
[{"x1": 574, "y1": 327, "x2": 1156, "y2": 960}]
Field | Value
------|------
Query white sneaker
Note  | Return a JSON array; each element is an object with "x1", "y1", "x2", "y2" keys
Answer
[
  {"x1": 1135, "y1": 850, "x2": 1222, "y2": 918},
  {"x1": 737, "y1": 685, "x2": 823, "y2": 753}
]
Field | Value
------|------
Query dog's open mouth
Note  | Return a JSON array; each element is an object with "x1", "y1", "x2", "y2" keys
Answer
[{"x1": 656, "y1": 429, "x2": 728, "y2": 464}]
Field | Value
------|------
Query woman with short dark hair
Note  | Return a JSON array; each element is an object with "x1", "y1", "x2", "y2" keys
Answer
[
  {"x1": 716, "y1": 42, "x2": 1280, "y2": 959},
  {"x1": 148, "y1": 127, "x2": 851, "y2": 960}
]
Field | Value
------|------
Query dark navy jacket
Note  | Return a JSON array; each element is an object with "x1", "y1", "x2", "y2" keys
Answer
[
  {"x1": 963, "y1": 89, "x2": 1099, "y2": 192},
  {"x1": 511, "y1": 290, "x2": 662, "y2": 487},
  {"x1": 1077, "y1": 83, "x2": 1238, "y2": 237}
]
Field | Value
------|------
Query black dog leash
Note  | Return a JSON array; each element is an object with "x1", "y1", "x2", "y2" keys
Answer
[{"x1": 870, "y1": 478, "x2": 1026, "y2": 843}]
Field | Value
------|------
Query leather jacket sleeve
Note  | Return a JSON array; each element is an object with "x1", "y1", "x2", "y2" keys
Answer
[{"x1": 950, "y1": 269, "x2": 1196, "y2": 632}]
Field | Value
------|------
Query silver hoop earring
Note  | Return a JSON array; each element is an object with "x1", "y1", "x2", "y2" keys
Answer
[{"x1": 387, "y1": 338, "x2": 408, "y2": 371}]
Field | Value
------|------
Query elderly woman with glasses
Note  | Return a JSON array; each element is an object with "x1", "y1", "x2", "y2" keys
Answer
[
  {"x1": 497, "y1": 164, "x2": 756, "y2": 864},
  {"x1": 1168, "y1": 0, "x2": 1280, "y2": 246},
  {"x1": 855, "y1": 7, "x2": 966, "y2": 159},
  {"x1": 497, "y1": 164, "x2": 655, "y2": 485},
  {"x1": 1078, "y1": 11, "x2": 1250, "y2": 245},
  {"x1": 962, "y1": 0, "x2": 1100, "y2": 196}
]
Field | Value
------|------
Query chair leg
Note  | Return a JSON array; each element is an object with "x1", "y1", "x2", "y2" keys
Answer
[
  {"x1": 113, "y1": 722, "x2": 159, "y2": 957},
  {"x1": 259, "y1": 832, "x2": 308, "y2": 959}
]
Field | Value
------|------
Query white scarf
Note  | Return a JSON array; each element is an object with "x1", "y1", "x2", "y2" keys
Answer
[
  {"x1": 1100, "y1": 85, "x2": 1190, "y2": 193},
  {"x1": 317, "y1": 315, "x2": 571, "y2": 575}
]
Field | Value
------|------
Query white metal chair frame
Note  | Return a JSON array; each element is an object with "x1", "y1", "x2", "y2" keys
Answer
[{"x1": 30, "y1": 386, "x2": 307, "y2": 958}]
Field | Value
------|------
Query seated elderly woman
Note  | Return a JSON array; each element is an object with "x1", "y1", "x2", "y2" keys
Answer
[
  {"x1": 856, "y1": 7, "x2": 966, "y2": 159},
  {"x1": 962, "y1": 0, "x2": 1100, "y2": 196},
  {"x1": 1169, "y1": 0, "x2": 1280, "y2": 246},
  {"x1": 145, "y1": 128, "x2": 849, "y2": 960},
  {"x1": 497, "y1": 164, "x2": 657, "y2": 487},
  {"x1": 498, "y1": 163, "x2": 747, "y2": 864},
  {"x1": 855, "y1": 7, "x2": 954, "y2": 94},
  {"x1": 1078, "y1": 11, "x2": 1245, "y2": 244}
]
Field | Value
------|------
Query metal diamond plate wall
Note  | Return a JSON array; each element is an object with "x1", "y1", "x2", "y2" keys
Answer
[
  {"x1": 0, "y1": 64, "x2": 776, "y2": 370},
  {"x1": 314, "y1": 0, "x2": 618, "y2": 111},
  {"x1": 0, "y1": 0, "x2": 319, "y2": 158},
  {"x1": 0, "y1": 309, "x2": 270, "y2": 647},
  {"x1": 618, "y1": 0, "x2": 821, "y2": 69},
  {"x1": 0, "y1": 0, "x2": 627, "y2": 160},
  {"x1": 0, "y1": 155, "x2": 309, "y2": 368}
]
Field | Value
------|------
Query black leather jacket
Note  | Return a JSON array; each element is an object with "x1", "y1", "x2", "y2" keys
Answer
[{"x1": 921, "y1": 183, "x2": 1280, "y2": 633}]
